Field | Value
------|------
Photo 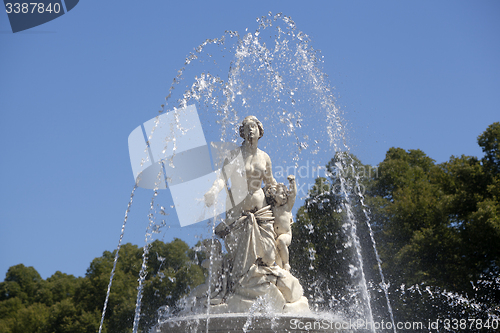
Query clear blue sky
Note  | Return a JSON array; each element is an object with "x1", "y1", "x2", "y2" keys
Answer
[{"x1": 1, "y1": 0, "x2": 499, "y2": 280}]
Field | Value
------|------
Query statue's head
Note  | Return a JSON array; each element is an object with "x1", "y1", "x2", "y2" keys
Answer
[
  {"x1": 265, "y1": 183, "x2": 289, "y2": 207},
  {"x1": 239, "y1": 115, "x2": 264, "y2": 141}
]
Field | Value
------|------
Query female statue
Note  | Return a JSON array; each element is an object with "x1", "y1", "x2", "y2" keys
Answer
[
  {"x1": 203, "y1": 116, "x2": 306, "y2": 313},
  {"x1": 204, "y1": 115, "x2": 276, "y2": 217}
]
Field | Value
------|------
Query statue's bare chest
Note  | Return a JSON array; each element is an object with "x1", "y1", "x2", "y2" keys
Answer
[{"x1": 243, "y1": 153, "x2": 266, "y2": 178}]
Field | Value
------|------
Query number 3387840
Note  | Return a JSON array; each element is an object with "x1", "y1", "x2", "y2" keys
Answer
[{"x1": 5, "y1": 3, "x2": 61, "y2": 14}]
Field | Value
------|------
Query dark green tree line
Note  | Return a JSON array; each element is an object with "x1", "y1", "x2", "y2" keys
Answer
[
  {"x1": 290, "y1": 122, "x2": 500, "y2": 327},
  {"x1": 0, "y1": 239, "x2": 204, "y2": 333},
  {"x1": 2, "y1": 122, "x2": 499, "y2": 332}
]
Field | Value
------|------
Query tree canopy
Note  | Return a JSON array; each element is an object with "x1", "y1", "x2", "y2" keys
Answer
[
  {"x1": 290, "y1": 122, "x2": 500, "y2": 326},
  {"x1": 0, "y1": 239, "x2": 204, "y2": 333},
  {"x1": 1, "y1": 122, "x2": 499, "y2": 332}
]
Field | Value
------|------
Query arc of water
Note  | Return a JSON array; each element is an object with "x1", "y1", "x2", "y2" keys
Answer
[
  {"x1": 132, "y1": 165, "x2": 166, "y2": 333},
  {"x1": 113, "y1": 11, "x2": 401, "y2": 332},
  {"x1": 222, "y1": 14, "x2": 379, "y2": 325},
  {"x1": 98, "y1": 184, "x2": 138, "y2": 333},
  {"x1": 350, "y1": 162, "x2": 397, "y2": 333},
  {"x1": 335, "y1": 159, "x2": 376, "y2": 331},
  {"x1": 204, "y1": 218, "x2": 219, "y2": 333},
  {"x1": 293, "y1": 29, "x2": 377, "y2": 326}
]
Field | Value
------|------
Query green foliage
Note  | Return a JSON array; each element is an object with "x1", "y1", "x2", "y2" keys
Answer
[
  {"x1": 364, "y1": 124, "x2": 500, "y2": 325},
  {"x1": 2, "y1": 123, "x2": 498, "y2": 331},
  {"x1": 290, "y1": 123, "x2": 500, "y2": 325},
  {"x1": 0, "y1": 239, "x2": 204, "y2": 333},
  {"x1": 290, "y1": 152, "x2": 377, "y2": 317},
  {"x1": 139, "y1": 239, "x2": 204, "y2": 330},
  {"x1": 478, "y1": 122, "x2": 500, "y2": 175},
  {"x1": 0, "y1": 265, "x2": 44, "y2": 304},
  {"x1": 369, "y1": 148, "x2": 462, "y2": 287}
]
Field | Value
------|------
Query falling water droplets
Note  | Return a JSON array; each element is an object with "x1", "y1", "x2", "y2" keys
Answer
[{"x1": 99, "y1": 11, "x2": 424, "y2": 333}]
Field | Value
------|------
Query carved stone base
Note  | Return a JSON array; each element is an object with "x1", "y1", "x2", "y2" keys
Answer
[{"x1": 152, "y1": 313, "x2": 371, "y2": 332}]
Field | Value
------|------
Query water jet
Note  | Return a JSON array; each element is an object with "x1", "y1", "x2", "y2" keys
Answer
[{"x1": 99, "y1": 12, "x2": 499, "y2": 333}]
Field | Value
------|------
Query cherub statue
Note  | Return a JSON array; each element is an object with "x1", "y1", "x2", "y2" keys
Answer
[{"x1": 266, "y1": 175, "x2": 297, "y2": 271}]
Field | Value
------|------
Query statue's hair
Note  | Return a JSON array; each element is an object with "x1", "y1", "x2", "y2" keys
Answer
[
  {"x1": 265, "y1": 183, "x2": 289, "y2": 206},
  {"x1": 239, "y1": 115, "x2": 264, "y2": 140}
]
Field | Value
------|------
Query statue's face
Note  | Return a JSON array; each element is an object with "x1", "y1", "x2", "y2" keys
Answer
[
  {"x1": 275, "y1": 187, "x2": 287, "y2": 206},
  {"x1": 243, "y1": 120, "x2": 259, "y2": 141}
]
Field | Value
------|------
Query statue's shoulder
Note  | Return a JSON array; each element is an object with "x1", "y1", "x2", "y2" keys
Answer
[{"x1": 257, "y1": 148, "x2": 272, "y2": 161}]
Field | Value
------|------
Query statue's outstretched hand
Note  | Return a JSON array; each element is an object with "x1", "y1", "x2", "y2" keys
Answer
[{"x1": 204, "y1": 190, "x2": 216, "y2": 207}]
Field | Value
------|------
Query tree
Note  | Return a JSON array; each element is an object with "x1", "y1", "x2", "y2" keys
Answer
[
  {"x1": 478, "y1": 122, "x2": 500, "y2": 176},
  {"x1": 0, "y1": 239, "x2": 205, "y2": 333},
  {"x1": 139, "y1": 239, "x2": 204, "y2": 330},
  {"x1": 0, "y1": 264, "x2": 44, "y2": 304},
  {"x1": 290, "y1": 123, "x2": 500, "y2": 327},
  {"x1": 290, "y1": 152, "x2": 378, "y2": 318},
  {"x1": 368, "y1": 148, "x2": 464, "y2": 289}
]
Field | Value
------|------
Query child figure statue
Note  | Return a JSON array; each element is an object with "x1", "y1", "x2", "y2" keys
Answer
[{"x1": 266, "y1": 175, "x2": 297, "y2": 271}]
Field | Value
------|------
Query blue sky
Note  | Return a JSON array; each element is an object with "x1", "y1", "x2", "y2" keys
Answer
[{"x1": 1, "y1": 1, "x2": 499, "y2": 280}]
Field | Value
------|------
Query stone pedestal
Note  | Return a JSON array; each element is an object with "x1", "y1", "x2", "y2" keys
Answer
[{"x1": 152, "y1": 313, "x2": 371, "y2": 332}]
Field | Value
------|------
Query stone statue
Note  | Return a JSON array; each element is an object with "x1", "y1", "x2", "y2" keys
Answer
[
  {"x1": 265, "y1": 175, "x2": 297, "y2": 272},
  {"x1": 192, "y1": 115, "x2": 309, "y2": 314},
  {"x1": 204, "y1": 115, "x2": 275, "y2": 222}
]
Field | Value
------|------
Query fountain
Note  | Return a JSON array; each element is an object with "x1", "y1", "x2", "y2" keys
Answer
[
  {"x1": 94, "y1": 12, "x2": 385, "y2": 333},
  {"x1": 98, "y1": 12, "x2": 498, "y2": 333}
]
